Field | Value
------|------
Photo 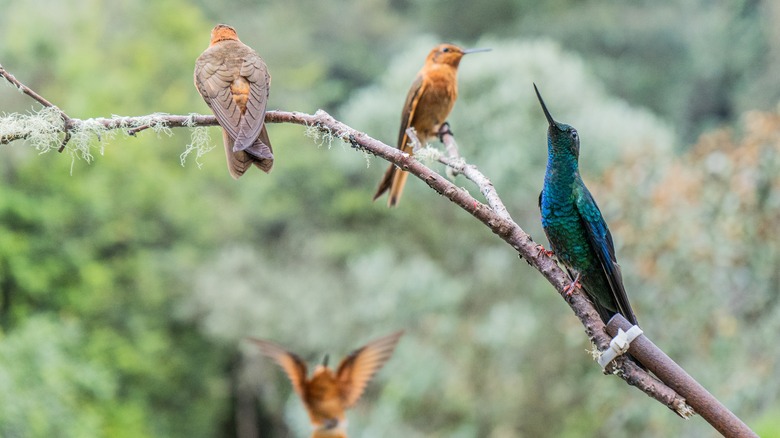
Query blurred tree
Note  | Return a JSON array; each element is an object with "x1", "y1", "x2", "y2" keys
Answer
[
  {"x1": 0, "y1": 0, "x2": 236, "y2": 435},
  {"x1": 533, "y1": 0, "x2": 776, "y2": 143},
  {"x1": 0, "y1": 316, "x2": 114, "y2": 437},
  {"x1": 402, "y1": 0, "x2": 775, "y2": 143}
]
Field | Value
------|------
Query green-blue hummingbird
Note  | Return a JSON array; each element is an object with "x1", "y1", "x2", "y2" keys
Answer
[{"x1": 534, "y1": 84, "x2": 639, "y2": 326}]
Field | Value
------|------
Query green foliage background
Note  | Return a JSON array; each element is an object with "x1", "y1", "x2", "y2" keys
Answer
[{"x1": 1, "y1": 0, "x2": 779, "y2": 437}]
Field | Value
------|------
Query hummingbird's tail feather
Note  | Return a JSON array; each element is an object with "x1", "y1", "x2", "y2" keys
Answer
[
  {"x1": 311, "y1": 430, "x2": 347, "y2": 438},
  {"x1": 222, "y1": 130, "x2": 252, "y2": 179},
  {"x1": 387, "y1": 169, "x2": 408, "y2": 207},
  {"x1": 246, "y1": 124, "x2": 274, "y2": 173},
  {"x1": 372, "y1": 163, "x2": 395, "y2": 202},
  {"x1": 375, "y1": 142, "x2": 414, "y2": 207}
]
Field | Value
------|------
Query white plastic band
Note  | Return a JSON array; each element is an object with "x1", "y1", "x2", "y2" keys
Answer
[{"x1": 598, "y1": 325, "x2": 643, "y2": 369}]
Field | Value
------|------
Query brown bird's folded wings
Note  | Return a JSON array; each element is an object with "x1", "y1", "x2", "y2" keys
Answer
[{"x1": 194, "y1": 25, "x2": 273, "y2": 179}]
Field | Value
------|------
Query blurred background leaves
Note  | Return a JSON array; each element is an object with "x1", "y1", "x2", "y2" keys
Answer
[{"x1": 1, "y1": 0, "x2": 779, "y2": 436}]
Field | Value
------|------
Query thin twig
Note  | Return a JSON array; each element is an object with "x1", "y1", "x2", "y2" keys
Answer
[
  {"x1": 437, "y1": 130, "x2": 512, "y2": 222},
  {"x1": 1, "y1": 134, "x2": 25, "y2": 145},
  {"x1": 0, "y1": 64, "x2": 74, "y2": 153},
  {"x1": 0, "y1": 64, "x2": 62, "y2": 109},
  {"x1": 127, "y1": 124, "x2": 150, "y2": 136}
]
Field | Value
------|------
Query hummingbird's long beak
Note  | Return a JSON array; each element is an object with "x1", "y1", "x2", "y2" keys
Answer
[
  {"x1": 322, "y1": 354, "x2": 329, "y2": 367},
  {"x1": 533, "y1": 83, "x2": 556, "y2": 127},
  {"x1": 462, "y1": 47, "x2": 491, "y2": 55}
]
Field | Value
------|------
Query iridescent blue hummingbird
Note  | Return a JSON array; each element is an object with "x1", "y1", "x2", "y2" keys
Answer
[{"x1": 534, "y1": 84, "x2": 638, "y2": 326}]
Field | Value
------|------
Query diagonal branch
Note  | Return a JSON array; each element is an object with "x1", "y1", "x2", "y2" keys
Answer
[
  {"x1": 0, "y1": 64, "x2": 62, "y2": 110},
  {"x1": 2, "y1": 65, "x2": 760, "y2": 435},
  {"x1": 0, "y1": 106, "x2": 688, "y2": 412},
  {"x1": 263, "y1": 110, "x2": 689, "y2": 411}
]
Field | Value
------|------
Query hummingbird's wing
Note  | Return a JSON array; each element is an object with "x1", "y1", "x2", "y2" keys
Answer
[
  {"x1": 194, "y1": 50, "x2": 244, "y2": 142},
  {"x1": 249, "y1": 338, "x2": 308, "y2": 398},
  {"x1": 574, "y1": 185, "x2": 638, "y2": 325},
  {"x1": 397, "y1": 74, "x2": 426, "y2": 151},
  {"x1": 194, "y1": 46, "x2": 271, "y2": 152},
  {"x1": 372, "y1": 75, "x2": 426, "y2": 202},
  {"x1": 335, "y1": 331, "x2": 403, "y2": 408},
  {"x1": 232, "y1": 53, "x2": 271, "y2": 153},
  {"x1": 195, "y1": 46, "x2": 273, "y2": 177}
]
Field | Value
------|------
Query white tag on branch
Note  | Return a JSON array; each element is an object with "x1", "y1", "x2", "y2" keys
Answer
[{"x1": 598, "y1": 325, "x2": 643, "y2": 369}]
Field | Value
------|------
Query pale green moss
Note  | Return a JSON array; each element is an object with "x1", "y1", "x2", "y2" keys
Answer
[{"x1": 180, "y1": 126, "x2": 214, "y2": 169}]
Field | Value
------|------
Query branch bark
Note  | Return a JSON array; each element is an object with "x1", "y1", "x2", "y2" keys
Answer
[
  {"x1": 0, "y1": 64, "x2": 73, "y2": 150},
  {"x1": 608, "y1": 315, "x2": 758, "y2": 437},
  {"x1": 0, "y1": 106, "x2": 690, "y2": 411},
  {"x1": 2, "y1": 66, "x2": 758, "y2": 434}
]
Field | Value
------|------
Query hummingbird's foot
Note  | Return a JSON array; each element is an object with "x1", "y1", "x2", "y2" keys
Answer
[
  {"x1": 323, "y1": 418, "x2": 339, "y2": 430},
  {"x1": 563, "y1": 272, "x2": 581, "y2": 296},
  {"x1": 535, "y1": 244, "x2": 554, "y2": 257},
  {"x1": 438, "y1": 121, "x2": 454, "y2": 142}
]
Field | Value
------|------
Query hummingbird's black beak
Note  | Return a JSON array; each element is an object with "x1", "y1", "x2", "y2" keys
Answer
[
  {"x1": 533, "y1": 83, "x2": 556, "y2": 127},
  {"x1": 462, "y1": 47, "x2": 491, "y2": 55},
  {"x1": 322, "y1": 354, "x2": 329, "y2": 367}
]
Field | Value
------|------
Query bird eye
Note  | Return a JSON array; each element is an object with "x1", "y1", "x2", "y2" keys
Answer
[
  {"x1": 570, "y1": 130, "x2": 578, "y2": 140},
  {"x1": 442, "y1": 47, "x2": 450, "y2": 53}
]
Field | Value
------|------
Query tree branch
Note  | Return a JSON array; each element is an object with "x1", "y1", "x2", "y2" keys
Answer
[
  {"x1": 9, "y1": 107, "x2": 690, "y2": 410},
  {"x1": 608, "y1": 315, "x2": 758, "y2": 437},
  {"x1": 0, "y1": 64, "x2": 62, "y2": 110},
  {"x1": 2, "y1": 65, "x2": 759, "y2": 433},
  {"x1": 0, "y1": 64, "x2": 73, "y2": 151}
]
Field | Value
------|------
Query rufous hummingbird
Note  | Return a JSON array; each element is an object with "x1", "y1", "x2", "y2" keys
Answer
[
  {"x1": 249, "y1": 331, "x2": 403, "y2": 438},
  {"x1": 195, "y1": 24, "x2": 274, "y2": 179},
  {"x1": 373, "y1": 43, "x2": 490, "y2": 207}
]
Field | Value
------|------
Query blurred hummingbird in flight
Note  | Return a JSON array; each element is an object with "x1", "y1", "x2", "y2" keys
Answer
[
  {"x1": 250, "y1": 331, "x2": 403, "y2": 438},
  {"x1": 194, "y1": 24, "x2": 274, "y2": 179},
  {"x1": 534, "y1": 84, "x2": 639, "y2": 327},
  {"x1": 373, "y1": 43, "x2": 490, "y2": 207}
]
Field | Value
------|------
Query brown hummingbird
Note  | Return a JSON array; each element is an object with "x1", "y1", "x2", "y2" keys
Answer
[
  {"x1": 373, "y1": 43, "x2": 490, "y2": 207},
  {"x1": 249, "y1": 331, "x2": 403, "y2": 438},
  {"x1": 194, "y1": 24, "x2": 274, "y2": 179}
]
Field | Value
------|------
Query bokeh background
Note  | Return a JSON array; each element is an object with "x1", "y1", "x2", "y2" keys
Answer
[{"x1": 1, "y1": 0, "x2": 779, "y2": 436}]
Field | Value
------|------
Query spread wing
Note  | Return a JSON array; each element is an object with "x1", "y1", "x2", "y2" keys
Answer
[
  {"x1": 336, "y1": 331, "x2": 403, "y2": 408},
  {"x1": 396, "y1": 74, "x2": 426, "y2": 152},
  {"x1": 249, "y1": 338, "x2": 308, "y2": 398},
  {"x1": 233, "y1": 54, "x2": 270, "y2": 151},
  {"x1": 575, "y1": 185, "x2": 638, "y2": 325}
]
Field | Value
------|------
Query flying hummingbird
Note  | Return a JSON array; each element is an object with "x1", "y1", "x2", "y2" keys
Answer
[
  {"x1": 249, "y1": 331, "x2": 403, "y2": 438},
  {"x1": 373, "y1": 43, "x2": 490, "y2": 207},
  {"x1": 534, "y1": 84, "x2": 639, "y2": 327}
]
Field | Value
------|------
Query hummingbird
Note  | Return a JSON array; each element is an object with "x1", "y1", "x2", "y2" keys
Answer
[
  {"x1": 194, "y1": 24, "x2": 274, "y2": 179},
  {"x1": 534, "y1": 84, "x2": 639, "y2": 327},
  {"x1": 373, "y1": 43, "x2": 490, "y2": 207},
  {"x1": 249, "y1": 331, "x2": 403, "y2": 438}
]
